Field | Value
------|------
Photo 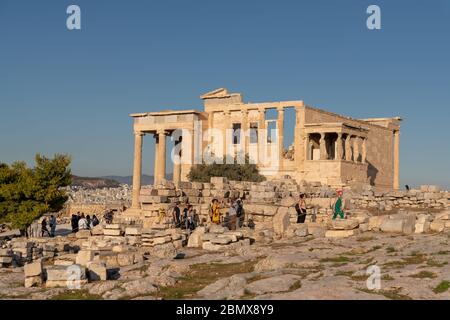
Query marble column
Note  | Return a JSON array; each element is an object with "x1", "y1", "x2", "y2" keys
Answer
[
  {"x1": 241, "y1": 109, "x2": 249, "y2": 161},
  {"x1": 353, "y1": 136, "x2": 360, "y2": 162},
  {"x1": 153, "y1": 133, "x2": 159, "y2": 186},
  {"x1": 155, "y1": 130, "x2": 166, "y2": 184},
  {"x1": 319, "y1": 133, "x2": 327, "y2": 160},
  {"x1": 131, "y1": 131, "x2": 144, "y2": 209},
  {"x1": 345, "y1": 135, "x2": 352, "y2": 161},
  {"x1": 336, "y1": 133, "x2": 343, "y2": 160},
  {"x1": 258, "y1": 108, "x2": 266, "y2": 163},
  {"x1": 223, "y1": 111, "x2": 230, "y2": 159},
  {"x1": 277, "y1": 107, "x2": 285, "y2": 170},
  {"x1": 173, "y1": 137, "x2": 182, "y2": 186},
  {"x1": 393, "y1": 130, "x2": 400, "y2": 190},
  {"x1": 361, "y1": 137, "x2": 367, "y2": 164},
  {"x1": 294, "y1": 107, "x2": 302, "y2": 165}
]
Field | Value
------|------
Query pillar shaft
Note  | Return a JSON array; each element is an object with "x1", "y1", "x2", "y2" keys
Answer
[
  {"x1": 336, "y1": 133, "x2": 343, "y2": 160},
  {"x1": 393, "y1": 130, "x2": 400, "y2": 190},
  {"x1": 277, "y1": 108, "x2": 285, "y2": 170},
  {"x1": 173, "y1": 138, "x2": 182, "y2": 186},
  {"x1": 223, "y1": 111, "x2": 230, "y2": 159},
  {"x1": 362, "y1": 138, "x2": 367, "y2": 164},
  {"x1": 242, "y1": 109, "x2": 249, "y2": 159},
  {"x1": 131, "y1": 131, "x2": 144, "y2": 209},
  {"x1": 345, "y1": 135, "x2": 352, "y2": 161},
  {"x1": 294, "y1": 107, "x2": 302, "y2": 165},
  {"x1": 153, "y1": 133, "x2": 159, "y2": 185},
  {"x1": 353, "y1": 137, "x2": 360, "y2": 162},
  {"x1": 320, "y1": 133, "x2": 327, "y2": 160},
  {"x1": 156, "y1": 130, "x2": 166, "y2": 184},
  {"x1": 258, "y1": 108, "x2": 266, "y2": 163}
]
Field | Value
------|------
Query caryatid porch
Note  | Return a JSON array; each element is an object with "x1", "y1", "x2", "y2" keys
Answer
[{"x1": 303, "y1": 122, "x2": 370, "y2": 186}]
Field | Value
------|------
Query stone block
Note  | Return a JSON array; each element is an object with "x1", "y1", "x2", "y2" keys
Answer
[
  {"x1": 76, "y1": 250, "x2": 94, "y2": 266},
  {"x1": 209, "y1": 225, "x2": 226, "y2": 234},
  {"x1": 295, "y1": 225, "x2": 309, "y2": 237},
  {"x1": 187, "y1": 229, "x2": 204, "y2": 248},
  {"x1": 117, "y1": 253, "x2": 135, "y2": 267},
  {"x1": 210, "y1": 236, "x2": 232, "y2": 245},
  {"x1": 25, "y1": 276, "x2": 43, "y2": 288},
  {"x1": 202, "y1": 242, "x2": 223, "y2": 251},
  {"x1": 104, "y1": 224, "x2": 121, "y2": 229},
  {"x1": 91, "y1": 225, "x2": 104, "y2": 236},
  {"x1": 0, "y1": 249, "x2": 13, "y2": 256},
  {"x1": 273, "y1": 207, "x2": 290, "y2": 236},
  {"x1": 125, "y1": 227, "x2": 142, "y2": 236},
  {"x1": 87, "y1": 262, "x2": 107, "y2": 281},
  {"x1": 325, "y1": 229, "x2": 360, "y2": 238},
  {"x1": 103, "y1": 229, "x2": 122, "y2": 236},
  {"x1": 380, "y1": 219, "x2": 404, "y2": 233},
  {"x1": 415, "y1": 221, "x2": 431, "y2": 234},
  {"x1": 46, "y1": 265, "x2": 87, "y2": 281},
  {"x1": 430, "y1": 221, "x2": 445, "y2": 232},
  {"x1": 0, "y1": 256, "x2": 13, "y2": 264},
  {"x1": 24, "y1": 260, "x2": 43, "y2": 277},
  {"x1": 76, "y1": 230, "x2": 91, "y2": 239},
  {"x1": 329, "y1": 219, "x2": 359, "y2": 230}
]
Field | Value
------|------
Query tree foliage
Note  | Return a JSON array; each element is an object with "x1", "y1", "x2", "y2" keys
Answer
[
  {"x1": 0, "y1": 154, "x2": 72, "y2": 231},
  {"x1": 187, "y1": 155, "x2": 266, "y2": 183}
]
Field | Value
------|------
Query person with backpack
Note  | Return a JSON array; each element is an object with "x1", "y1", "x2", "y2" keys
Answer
[
  {"x1": 49, "y1": 215, "x2": 57, "y2": 237},
  {"x1": 235, "y1": 198, "x2": 244, "y2": 228},
  {"x1": 332, "y1": 190, "x2": 346, "y2": 220},
  {"x1": 41, "y1": 218, "x2": 51, "y2": 237},
  {"x1": 171, "y1": 202, "x2": 181, "y2": 228}
]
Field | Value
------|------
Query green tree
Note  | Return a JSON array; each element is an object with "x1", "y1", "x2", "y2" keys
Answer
[
  {"x1": 0, "y1": 154, "x2": 72, "y2": 232},
  {"x1": 187, "y1": 155, "x2": 266, "y2": 183}
]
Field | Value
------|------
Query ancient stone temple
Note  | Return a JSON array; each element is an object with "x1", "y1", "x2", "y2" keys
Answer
[{"x1": 129, "y1": 88, "x2": 401, "y2": 210}]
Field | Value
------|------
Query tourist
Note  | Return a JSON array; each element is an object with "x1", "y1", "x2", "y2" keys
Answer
[
  {"x1": 235, "y1": 198, "x2": 244, "y2": 228},
  {"x1": 104, "y1": 210, "x2": 113, "y2": 224},
  {"x1": 78, "y1": 214, "x2": 88, "y2": 230},
  {"x1": 86, "y1": 215, "x2": 92, "y2": 229},
  {"x1": 295, "y1": 194, "x2": 307, "y2": 223},
  {"x1": 227, "y1": 199, "x2": 238, "y2": 230},
  {"x1": 172, "y1": 202, "x2": 181, "y2": 228},
  {"x1": 185, "y1": 205, "x2": 196, "y2": 231},
  {"x1": 332, "y1": 190, "x2": 346, "y2": 220},
  {"x1": 210, "y1": 199, "x2": 221, "y2": 225},
  {"x1": 41, "y1": 218, "x2": 50, "y2": 237},
  {"x1": 49, "y1": 214, "x2": 57, "y2": 237},
  {"x1": 70, "y1": 214, "x2": 78, "y2": 233},
  {"x1": 92, "y1": 215, "x2": 100, "y2": 227}
]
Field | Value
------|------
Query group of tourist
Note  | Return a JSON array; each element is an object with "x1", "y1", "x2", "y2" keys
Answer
[
  {"x1": 294, "y1": 189, "x2": 347, "y2": 223},
  {"x1": 170, "y1": 202, "x2": 198, "y2": 231},
  {"x1": 168, "y1": 190, "x2": 346, "y2": 231},
  {"x1": 70, "y1": 212, "x2": 100, "y2": 233}
]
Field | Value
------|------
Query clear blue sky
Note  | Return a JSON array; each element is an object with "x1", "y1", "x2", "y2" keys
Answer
[{"x1": 1, "y1": 0, "x2": 449, "y2": 188}]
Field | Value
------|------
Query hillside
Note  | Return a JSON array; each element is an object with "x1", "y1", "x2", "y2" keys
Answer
[{"x1": 71, "y1": 176, "x2": 121, "y2": 189}]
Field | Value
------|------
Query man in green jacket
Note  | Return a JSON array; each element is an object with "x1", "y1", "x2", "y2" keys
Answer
[{"x1": 332, "y1": 190, "x2": 345, "y2": 220}]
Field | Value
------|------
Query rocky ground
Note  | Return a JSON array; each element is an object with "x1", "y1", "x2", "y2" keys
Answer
[{"x1": 1, "y1": 229, "x2": 450, "y2": 300}]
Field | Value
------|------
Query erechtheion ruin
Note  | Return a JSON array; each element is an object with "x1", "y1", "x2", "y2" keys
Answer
[{"x1": 129, "y1": 88, "x2": 401, "y2": 210}]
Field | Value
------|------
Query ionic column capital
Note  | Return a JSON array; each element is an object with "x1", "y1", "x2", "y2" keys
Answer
[
  {"x1": 157, "y1": 129, "x2": 168, "y2": 136},
  {"x1": 134, "y1": 131, "x2": 144, "y2": 137}
]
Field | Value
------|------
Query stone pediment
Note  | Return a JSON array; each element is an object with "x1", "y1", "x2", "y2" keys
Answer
[{"x1": 200, "y1": 88, "x2": 230, "y2": 100}]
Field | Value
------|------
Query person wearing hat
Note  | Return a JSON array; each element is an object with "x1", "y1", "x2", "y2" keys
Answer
[{"x1": 332, "y1": 190, "x2": 345, "y2": 220}]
